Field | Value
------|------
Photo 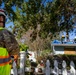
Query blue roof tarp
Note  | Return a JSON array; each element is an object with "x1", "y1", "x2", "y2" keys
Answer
[
  {"x1": 66, "y1": 41, "x2": 74, "y2": 44},
  {"x1": 52, "y1": 40, "x2": 61, "y2": 44}
]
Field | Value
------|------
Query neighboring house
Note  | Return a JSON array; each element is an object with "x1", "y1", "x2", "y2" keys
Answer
[{"x1": 51, "y1": 40, "x2": 76, "y2": 55}]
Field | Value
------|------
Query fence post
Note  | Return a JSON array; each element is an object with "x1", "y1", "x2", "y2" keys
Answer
[
  {"x1": 62, "y1": 60, "x2": 67, "y2": 75},
  {"x1": 11, "y1": 56, "x2": 18, "y2": 75},
  {"x1": 12, "y1": 60, "x2": 18, "y2": 75},
  {"x1": 20, "y1": 51, "x2": 26, "y2": 75},
  {"x1": 45, "y1": 59, "x2": 51, "y2": 75},
  {"x1": 70, "y1": 61, "x2": 75, "y2": 75},
  {"x1": 53, "y1": 60, "x2": 59, "y2": 75}
]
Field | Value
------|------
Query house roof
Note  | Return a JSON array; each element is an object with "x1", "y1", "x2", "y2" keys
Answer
[{"x1": 51, "y1": 44, "x2": 76, "y2": 46}]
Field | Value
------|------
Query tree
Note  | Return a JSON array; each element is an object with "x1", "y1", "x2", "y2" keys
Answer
[
  {"x1": 0, "y1": 0, "x2": 76, "y2": 40},
  {"x1": 0, "y1": 0, "x2": 24, "y2": 20},
  {"x1": 54, "y1": 0, "x2": 76, "y2": 40},
  {"x1": 11, "y1": 0, "x2": 61, "y2": 40}
]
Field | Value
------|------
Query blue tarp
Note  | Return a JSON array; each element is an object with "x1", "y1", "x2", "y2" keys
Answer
[
  {"x1": 66, "y1": 41, "x2": 74, "y2": 44},
  {"x1": 52, "y1": 40, "x2": 74, "y2": 44},
  {"x1": 52, "y1": 40, "x2": 61, "y2": 44}
]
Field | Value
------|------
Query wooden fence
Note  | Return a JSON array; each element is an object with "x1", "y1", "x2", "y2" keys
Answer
[{"x1": 10, "y1": 51, "x2": 76, "y2": 75}]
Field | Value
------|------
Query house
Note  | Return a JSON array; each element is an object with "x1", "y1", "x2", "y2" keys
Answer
[{"x1": 51, "y1": 40, "x2": 76, "y2": 55}]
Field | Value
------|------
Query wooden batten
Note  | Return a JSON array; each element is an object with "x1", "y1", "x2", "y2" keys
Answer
[{"x1": 64, "y1": 48, "x2": 76, "y2": 54}]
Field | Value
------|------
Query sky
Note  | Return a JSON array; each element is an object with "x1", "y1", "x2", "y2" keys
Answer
[
  {"x1": 60, "y1": 29, "x2": 76, "y2": 41},
  {"x1": 5, "y1": 19, "x2": 14, "y2": 31}
]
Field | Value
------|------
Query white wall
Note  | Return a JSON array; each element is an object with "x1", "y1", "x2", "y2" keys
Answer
[{"x1": 53, "y1": 46, "x2": 64, "y2": 54}]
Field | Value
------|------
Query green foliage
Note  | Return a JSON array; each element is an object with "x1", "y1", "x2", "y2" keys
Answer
[
  {"x1": 0, "y1": 0, "x2": 59, "y2": 40},
  {"x1": 19, "y1": 44, "x2": 29, "y2": 51},
  {"x1": 40, "y1": 49, "x2": 52, "y2": 57},
  {"x1": 1, "y1": 0, "x2": 76, "y2": 41},
  {"x1": 25, "y1": 59, "x2": 31, "y2": 67},
  {"x1": 15, "y1": 0, "x2": 76, "y2": 40},
  {"x1": 25, "y1": 72, "x2": 30, "y2": 75}
]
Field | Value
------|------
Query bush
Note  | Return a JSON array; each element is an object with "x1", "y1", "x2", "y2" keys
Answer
[
  {"x1": 25, "y1": 59, "x2": 31, "y2": 67},
  {"x1": 19, "y1": 44, "x2": 29, "y2": 51}
]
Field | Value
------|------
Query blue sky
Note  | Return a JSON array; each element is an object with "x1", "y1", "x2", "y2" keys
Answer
[
  {"x1": 60, "y1": 29, "x2": 76, "y2": 41},
  {"x1": 5, "y1": 19, "x2": 14, "y2": 31}
]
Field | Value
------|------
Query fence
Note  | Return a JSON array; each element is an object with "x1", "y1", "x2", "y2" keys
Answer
[
  {"x1": 44, "y1": 59, "x2": 76, "y2": 75},
  {"x1": 11, "y1": 51, "x2": 26, "y2": 75},
  {"x1": 10, "y1": 52, "x2": 76, "y2": 75}
]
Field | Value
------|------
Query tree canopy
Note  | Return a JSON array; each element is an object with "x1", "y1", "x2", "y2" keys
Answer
[{"x1": 0, "y1": 0, "x2": 76, "y2": 40}]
